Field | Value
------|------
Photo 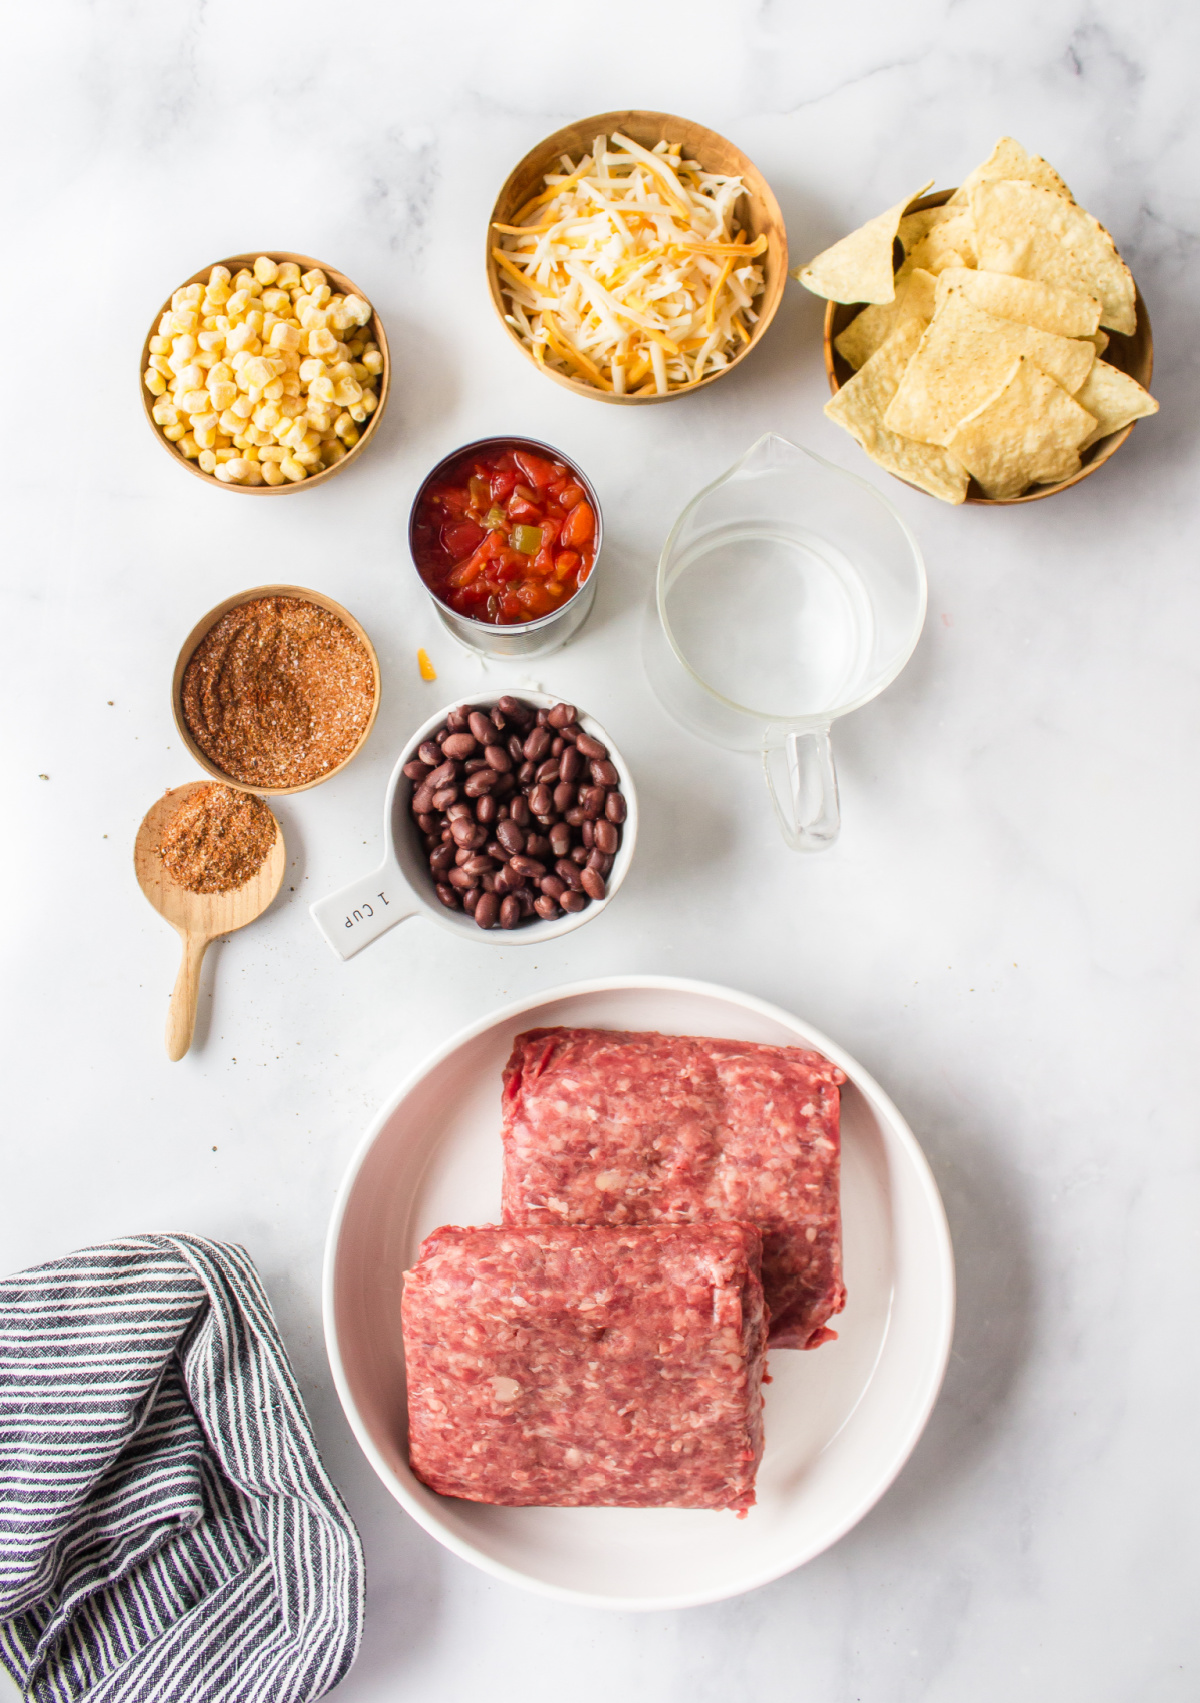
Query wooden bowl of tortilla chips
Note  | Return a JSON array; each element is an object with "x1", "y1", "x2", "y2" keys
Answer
[{"x1": 806, "y1": 144, "x2": 1156, "y2": 505}]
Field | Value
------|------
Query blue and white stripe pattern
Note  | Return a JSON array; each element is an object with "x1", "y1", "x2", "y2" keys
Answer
[{"x1": 0, "y1": 1236, "x2": 364, "y2": 1702}]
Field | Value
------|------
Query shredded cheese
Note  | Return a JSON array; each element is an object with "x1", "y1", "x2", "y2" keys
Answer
[{"x1": 494, "y1": 134, "x2": 767, "y2": 394}]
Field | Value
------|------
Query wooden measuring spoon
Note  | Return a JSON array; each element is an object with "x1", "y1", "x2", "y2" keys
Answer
[{"x1": 134, "y1": 783, "x2": 286, "y2": 1061}]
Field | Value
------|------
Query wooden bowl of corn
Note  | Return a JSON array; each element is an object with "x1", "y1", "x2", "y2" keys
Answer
[
  {"x1": 140, "y1": 251, "x2": 390, "y2": 493},
  {"x1": 487, "y1": 111, "x2": 788, "y2": 404}
]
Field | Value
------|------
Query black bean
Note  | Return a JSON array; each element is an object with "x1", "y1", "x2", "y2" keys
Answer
[
  {"x1": 525, "y1": 833, "x2": 551, "y2": 861},
  {"x1": 490, "y1": 706, "x2": 507, "y2": 731},
  {"x1": 480, "y1": 872, "x2": 498, "y2": 892},
  {"x1": 474, "y1": 891, "x2": 500, "y2": 929},
  {"x1": 496, "y1": 820, "x2": 525, "y2": 855},
  {"x1": 416, "y1": 812, "x2": 438, "y2": 834},
  {"x1": 581, "y1": 867, "x2": 606, "y2": 901},
  {"x1": 541, "y1": 875, "x2": 567, "y2": 901},
  {"x1": 509, "y1": 795, "x2": 531, "y2": 827},
  {"x1": 530, "y1": 783, "x2": 553, "y2": 816},
  {"x1": 509, "y1": 855, "x2": 546, "y2": 880},
  {"x1": 560, "y1": 745, "x2": 582, "y2": 782},
  {"x1": 429, "y1": 843, "x2": 454, "y2": 875},
  {"x1": 523, "y1": 725, "x2": 552, "y2": 763},
  {"x1": 605, "y1": 792, "x2": 627, "y2": 824},
  {"x1": 485, "y1": 744, "x2": 512, "y2": 772},
  {"x1": 507, "y1": 734, "x2": 525, "y2": 762},
  {"x1": 461, "y1": 854, "x2": 494, "y2": 877},
  {"x1": 553, "y1": 781, "x2": 576, "y2": 815},
  {"x1": 586, "y1": 848, "x2": 614, "y2": 875},
  {"x1": 464, "y1": 757, "x2": 490, "y2": 774},
  {"x1": 442, "y1": 732, "x2": 477, "y2": 760},
  {"x1": 549, "y1": 823, "x2": 572, "y2": 858},
  {"x1": 500, "y1": 895, "x2": 521, "y2": 929},
  {"x1": 446, "y1": 706, "x2": 470, "y2": 732},
  {"x1": 493, "y1": 773, "x2": 516, "y2": 798},
  {"x1": 451, "y1": 819, "x2": 486, "y2": 848},
  {"x1": 462, "y1": 887, "x2": 480, "y2": 914},
  {"x1": 475, "y1": 793, "x2": 498, "y2": 825},
  {"x1": 570, "y1": 845, "x2": 588, "y2": 865},
  {"x1": 560, "y1": 889, "x2": 586, "y2": 912},
  {"x1": 464, "y1": 769, "x2": 498, "y2": 797},
  {"x1": 485, "y1": 840, "x2": 507, "y2": 862},
  {"x1": 469, "y1": 711, "x2": 497, "y2": 745},
  {"x1": 590, "y1": 759, "x2": 619, "y2": 786},
  {"x1": 582, "y1": 818, "x2": 595, "y2": 846},
  {"x1": 435, "y1": 883, "x2": 459, "y2": 909},
  {"x1": 580, "y1": 786, "x2": 606, "y2": 819},
  {"x1": 575, "y1": 733, "x2": 607, "y2": 760},
  {"x1": 535, "y1": 707, "x2": 550, "y2": 725},
  {"x1": 446, "y1": 801, "x2": 473, "y2": 821},
  {"x1": 412, "y1": 783, "x2": 436, "y2": 814},
  {"x1": 534, "y1": 894, "x2": 560, "y2": 920},
  {"x1": 497, "y1": 695, "x2": 525, "y2": 719},
  {"x1": 431, "y1": 785, "x2": 458, "y2": 811},
  {"x1": 518, "y1": 760, "x2": 536, "y2": 785},
  {"x1": 418, "y1": 741, "x2": 441, "y2": 767},
  {"x1": 551, "y1": 736, "x2": 564, "y2": 757},
  {"x1": 594, "y1": 819, "x2": 619, "y2": 854},
  {"x1": 556, "y1": 858, "x2": 584, "y2": 891},
  {"x1": 548, "y1": 702, "x2": 576, "y2": 729},
  {"x1": 403, "y1": 759, "x2": 431, "y2": 782},
  {"x1": 565, "y1": 806, "x2": 586, "y2": 827},
  {"x1": 447, "y1": 866, "x2": 479, "y2": 890},
  {"x1": 560, "y1": 723, "x2": 582, "y2": 743}
]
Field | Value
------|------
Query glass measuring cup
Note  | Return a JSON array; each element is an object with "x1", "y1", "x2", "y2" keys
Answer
[{"x1": 643, "y1": 434, "x2": 926, "y2": 850}]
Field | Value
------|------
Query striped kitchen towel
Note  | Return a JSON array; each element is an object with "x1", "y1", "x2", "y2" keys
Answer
[{"x1": 0, "y1": 1235, "x2": 364, "y2": 1703}]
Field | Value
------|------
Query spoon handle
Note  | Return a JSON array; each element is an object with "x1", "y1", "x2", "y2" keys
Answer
[{"x1": 166, "y1": 931, "x2": 208, "y2": 1061}]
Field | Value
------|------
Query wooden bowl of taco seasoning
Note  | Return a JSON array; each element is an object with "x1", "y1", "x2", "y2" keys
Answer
[{"x1": 173, "y1": 586, "x2": 380, "y2": 794}]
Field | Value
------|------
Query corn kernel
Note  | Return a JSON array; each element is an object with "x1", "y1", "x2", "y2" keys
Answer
[
  {"x1": 262, "y1": 376, "x2": 284, "y2": 401},
  {"x1": 351, "y1": 361, "x2": 369, "y2": 382},
  {"x1": 213, "y1": 462, "x2": 235, "y2": 482},
  {"x1": 213, "y1": 433, "x2": 233, "y2": 451},
  {"x1": 276, "y1": 262, "x2": 301, "y2": 289},
  {"x1": 151, "y1": 400, "x2": 179, "y2": 425},
  {"x1": 194, "y1": 424, "x2": 217, "y2": 449},
  {"x1": 299, "y1": 268, "x2": 326, "y2": 293},
  {"x1": 245, "y1": 310, "x2": 265, "y2": 336},
  {"x1": 232, "y1": 433, "x2": 251, "y2": 450},
  {"x1": 361, "y1": 389, "x2": 378, "y2": 415},
  {"x1": 332, "y1": 378, "x2": 362, "y2": 407},
  {"x1": 261, "y1": 288, "x2": 291, "y2": 314},
  {"x1": 214, "y1": 447, "x2": 238, "y2": 463},
  {"x1": 203, "y1": 378, "x2": 234, "y2": 411},
  {"x1": 224, "y1": 458, "x2": 253, "y2": 482},
  {"x1": 226, "y1": 324, "x2": 259, "y2": 355},
  {"x1": 226, "y1": 289, "x2": 251, "y2": 319},
  {"x1": 209, "y1": 264, "x2": 232, "y2": 286},
  {"x1": 362, "y1": 347, "x2": 384, "y2": 375},
  {"x1": 199, "y1": 449, "x2": 217, "y2": 473},
  {"x1": 144, "y1": 368, "x2": 167, "y2": 395},
  {"x1": 307, "y1": 327, "x2": 338, "y2": 359},
  {"x1": 163, "y1": 422, "x2": 187, "y2": 442},
  {"x1": 299, "y1": 357, "x2": 324, "y2": 384},
  {"x1": 197, "y1": 331, "x2": 226, "y2": 354},
  {"x1": 254, "y1": 402, "x2": 282, "y2": 430},
  {"x1": 268, "y1": 320, "x2": 301, "y2": 352},
  {"x1": 305, "y1": 406, "x2": 333, "y2": 434},
  {"x1": 335, "y1": 414, "x2": 359, "y2": 446},
  {"x1": 148, "y1": 334, "x2": 170, "y2": 356},
  {"x1": 171, "y1": 309, "x2": 199, "y2": 335},
  {"x1": 244, "y1": 445, "x2": 261, "y2": 461},
  {"x1": 232, "y1": 395, "x2": 256, "y2": 420},
  {"x1": 195, "y1": 350, "x2": 217, "y2": 370},
  {"x1": 232, "y1": 269, "x2": 256, "y2": 292},
  {"x1": 149, "y1": 353, "x2": 173, "y2": 377},
  {"x1": 240, "y1": 355, "x2": 273, "y2": 389},
  {"x1": 261, "y1": 458, "x2": 287, "y2": 485},
  {"x1": 180, "y1": 388, "x2": 210, "y2": 413},
  {"x1": 343, "y1": 294, "x2": 371, "y2": 327},
  {"x1": 205, "y1": 280, "x2": 231, "y2": 306},
  {"x1": 191, "y1": 410, "x2": 218, "y2": 432},
  {"x1": 178, "y1": 433, "x2": 200, "y2": 457},
  {"x1": 327, "y1": 304, "x2": 352, "y2": 333},
  {"x1": 348, "y1": 401, "x2": 367, "y2": 423},
  {"x1": 323, "y1": 440, "x2": 348, "y2": 463},
  {"x1": 260, "y1": 444, "x2": 286, "y2": 461},
  {"x1": 308, "y1": 374, "x2": 335, "y2": 404},
  {"x1": 253, "y1": 256, "x2": 279, "y2": 285},
  {"x1": 280, "y1": 455, "x2": 306, "y2": 482},
  {"x1": 280, "y1": 373, "x2": 301, "y2": 397}
]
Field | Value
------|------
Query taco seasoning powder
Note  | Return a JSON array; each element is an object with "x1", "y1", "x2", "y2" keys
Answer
[
  {"x1": 159, "y1": 784, "x2": 277, "y2": 894},
  {"x1": 180, "y1": 595, "x2": 375, "y2": 788}
]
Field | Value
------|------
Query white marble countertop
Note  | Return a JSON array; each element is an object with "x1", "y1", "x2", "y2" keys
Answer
[{"x1": 4, "y1": 1, "x2": 1199, "y2": 1697}]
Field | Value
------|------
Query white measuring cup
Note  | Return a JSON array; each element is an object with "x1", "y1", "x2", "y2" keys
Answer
[
  {"x1": 310, "y1": 691, "x2": 638, "y2": 959},
  {"x1": 642, "y1": 433, "x2": 926, "y2": 851}
]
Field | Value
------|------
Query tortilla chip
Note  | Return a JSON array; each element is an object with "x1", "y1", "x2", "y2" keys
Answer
[
  {"x1": 970, "y1": 179, "x2": 1136, "y2": 335},
  {"x1": 1073, "y1": 359, "x2": 1158, "y2": 449},
  {"x1": 947, "y1": 137, "x2": 1073, "y2": 207},
  {"x1": 825, "y1": 320, "x2": 969, "y2": 505},
  {"x1": 794, "y1": 181, "x2": 934, "y2": 304},
  {"x1": 944, "y1": 357, "x2": 1096, "y2": 497},
  {"x1": 897, "y1": 208, "x2": 944, "y2": 255},
  {"x1": 834, "y1": 268, "x2": 937, "y2": 370},
  {"x1": 904, "y1": 206, "x2": 978, "y2": 273},
  {"x1": 934, "y1": 267, "x2": 1101, "y2": 338},
  {"x1": 1090, "y1": 330, "x2": 1110, "y2": 355},
  {"x1": 883, "y1": 295, "x2": 1095, "y2": 446}
]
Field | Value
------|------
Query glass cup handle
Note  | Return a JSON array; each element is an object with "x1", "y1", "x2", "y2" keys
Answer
[{"x1": 763, "y1": 725, "x2": 841, "y2": 852}]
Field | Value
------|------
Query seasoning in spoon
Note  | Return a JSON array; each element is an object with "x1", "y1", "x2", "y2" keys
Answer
[
  {"x1": 181, "y1": 595, "x2": 375, "y2": 788},
  {"x1": 159, "y1": 783, "x2": 277, "y2": 894}
]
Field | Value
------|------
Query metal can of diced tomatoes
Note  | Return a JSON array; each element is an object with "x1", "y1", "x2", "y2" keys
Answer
[{"x1": 408, "y1": 436, "x2": 603, "y2": 659}]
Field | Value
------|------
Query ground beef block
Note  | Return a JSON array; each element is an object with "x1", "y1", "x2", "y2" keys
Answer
[
  {"x1": 402, "y1": 1221, "x2": 767, "y2": 1511},
  {"x1": 500, "y1": 1027, "x2": 846, "y2": 1349}
]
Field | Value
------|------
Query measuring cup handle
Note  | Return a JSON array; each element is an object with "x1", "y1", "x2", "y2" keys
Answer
[
  {"x1": 763, "y1": 726, "x2": 841, "y2": 852},
  {"x1": 309, "y1": 858, "x2": 416, "y2": 960}
]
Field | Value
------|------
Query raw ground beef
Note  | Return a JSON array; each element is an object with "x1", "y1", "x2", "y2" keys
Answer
[
  {"x1": 501, "y1": 1028, "x2": 847, "y2": 1349},
  {"x1": 402, "y1": 1221, "x2": 767, "y2": 1511}
]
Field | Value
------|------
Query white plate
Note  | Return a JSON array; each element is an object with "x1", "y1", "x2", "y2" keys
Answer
[{"x1": 324, "y1": 976, "x2": 955, "y2": 1610}]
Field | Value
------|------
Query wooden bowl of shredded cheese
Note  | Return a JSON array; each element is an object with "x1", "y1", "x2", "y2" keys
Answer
[{"x1": 487, "y1": 112, "x2": 788, "y2": 403}]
